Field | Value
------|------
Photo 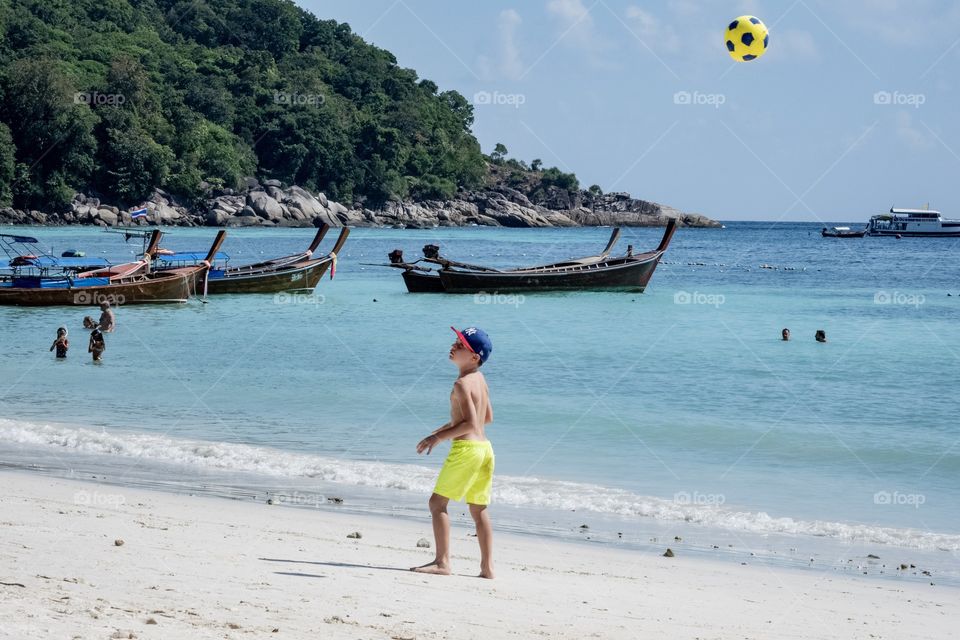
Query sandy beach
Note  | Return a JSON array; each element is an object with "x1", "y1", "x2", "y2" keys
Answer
[{"x1": 0, "y1": 472, "x2": 954, "y2": 639}]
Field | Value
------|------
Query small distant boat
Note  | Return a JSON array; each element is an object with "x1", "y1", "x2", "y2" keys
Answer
[
  {"x1": 380, "y1": 220, "x2": 677, "y2": 293},
  {"x1": 0, "y1": 230, "x2": 225, "y2": 306},
  {"x1": 867, "y1": 207, "x2": 960, "y2": 237},
  {"x1": 152, "y1": 224, "x2": 350, "y2": 294},
  {"x1": 821, "y1": 226, "x2": 866, "y2": 238}
]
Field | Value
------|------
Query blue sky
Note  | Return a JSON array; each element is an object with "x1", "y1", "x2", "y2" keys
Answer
[{"x1": 303, "y1": 0, "x2": 960, "y2": 222}]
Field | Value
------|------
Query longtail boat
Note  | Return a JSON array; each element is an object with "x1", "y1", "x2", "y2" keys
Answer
[
  {"x1": 381, "y1": 221, "x2": 676, "y2": 293},
  {"x1": 152, "y1": 225, "x2": 350, "y2": 294},
  {"x1": 0, "y1": 230, "x2": 226, "y2": 306}
]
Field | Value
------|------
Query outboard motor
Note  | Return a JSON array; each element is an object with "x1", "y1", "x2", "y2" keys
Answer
[
  {"x1": 388, "y1": 249, "x2": 405, "y2": 264},
  {"x1": 423, "y1": 244, "x2": 440, "y2": 259}
]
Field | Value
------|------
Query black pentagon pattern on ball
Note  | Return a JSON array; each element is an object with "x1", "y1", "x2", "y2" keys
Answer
[
  {"x1": 741, "y1": 32, "x2": 755, "y2": 46},
  {"x1": 763, "y1": 34, "x2": 769, "y2": 48},
  {"x1": 743, "y1": 54, "x2": 757, "y2": 61},
  {"x1": 729, "y1": 20, "x2": 739, "y2": 30},
  {"x1": 749, "y1": 17, "x2": 761, "y2": 24},
  {"x1": 726, "y1": 40, "x2": 735, "y2": 52}
]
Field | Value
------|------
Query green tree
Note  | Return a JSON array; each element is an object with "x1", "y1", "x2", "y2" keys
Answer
[
  {"x1": 1, "y1": 58, "x2": 98, "y2": 209},
  {"x1": 0, "y1": 123, "x2": 16, "y2": 207},
  {"x1": 100, "y1": 128, "x2": 174, "y2": 203}
]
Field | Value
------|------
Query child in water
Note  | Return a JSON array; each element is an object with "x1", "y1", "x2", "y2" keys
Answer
[
  {"x1": 88, "y1": 328, "x2": 106, "y2": 362},
  {"x1": 49, "y1": 327, "x2": 69, "y2": 358}
]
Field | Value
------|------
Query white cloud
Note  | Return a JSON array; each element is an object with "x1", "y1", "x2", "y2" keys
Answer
[
  {"x1": 829, "y1": 0, "x2": 960, "y2": 46},
  {"x1": 667, "y1": 0, "x2": 700, "y2": 18},
  {"x1": 624, "y1": 5, "x2": 681, "y2": 53},
  {"x1": 773, "y1": 29, "x2": 819, "y2": 61},
  {"x1": 546, "y1": 0, "x2": 597, "y2": 49},
  {"x1": 895, "y1": 111, "x2": 934, "y2": 150},
  {"x1": 477, "y1": 9, "x2": 525, "y2": 80},
  {"x1": 499, "y1": 9, "x2": 524, "y2": 79}
]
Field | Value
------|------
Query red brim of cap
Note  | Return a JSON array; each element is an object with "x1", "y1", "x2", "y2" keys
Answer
[{"x1": 450, "y1": 326, "x2": 477, "y2": 354}]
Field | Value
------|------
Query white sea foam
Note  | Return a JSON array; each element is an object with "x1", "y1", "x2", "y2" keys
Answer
[{"x1": 2, "y1": 418, "x2": 958, "y2": 552}]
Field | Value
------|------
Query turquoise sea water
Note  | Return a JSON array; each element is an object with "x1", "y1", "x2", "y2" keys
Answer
[{"x1": 1, "y1": 222, "x2": 958, "y2": 581}]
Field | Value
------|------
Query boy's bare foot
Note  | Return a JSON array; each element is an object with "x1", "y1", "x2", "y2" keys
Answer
[
  {"x1": 410, "y1": 560, "x2": 451, "y2": 575},
  {"x1": 478, "y1": 563, "x2": 494, "y2": 579}
]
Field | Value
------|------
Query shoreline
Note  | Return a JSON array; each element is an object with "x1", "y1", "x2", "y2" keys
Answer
[
  {"x1": 2, "y1": 415, "x2": 959, "y2": 589},
  {"x1": 1, "y1": 471, "x2": 956, "y2": 639}
]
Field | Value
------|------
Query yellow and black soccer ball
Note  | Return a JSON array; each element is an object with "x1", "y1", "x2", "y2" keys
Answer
[{"x1": 725, "y1": 16, "x2": 769, "y2": 62}]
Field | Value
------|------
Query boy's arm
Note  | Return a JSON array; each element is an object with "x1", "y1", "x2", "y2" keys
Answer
[{"x1": 417, "y1": 382, "x2": 478, "y2": 454}]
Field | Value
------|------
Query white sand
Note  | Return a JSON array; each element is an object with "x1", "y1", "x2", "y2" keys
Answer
[{"x1": 0, "y1": 472, "x2": 955, "y2": 639}]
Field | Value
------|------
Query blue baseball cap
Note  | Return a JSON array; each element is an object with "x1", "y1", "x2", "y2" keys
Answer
[{"x1": 451, "y1": 326, "x2": 492, "y2": 364}]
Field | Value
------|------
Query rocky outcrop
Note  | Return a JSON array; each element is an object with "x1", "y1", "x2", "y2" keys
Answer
[{"x1": 0, "y1": 180, "x2": 721, "y2": 229}]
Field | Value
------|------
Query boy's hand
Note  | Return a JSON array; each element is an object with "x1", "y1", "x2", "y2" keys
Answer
[{"x1": 416, "y1": 434, "x2": 439, "y2": 455}]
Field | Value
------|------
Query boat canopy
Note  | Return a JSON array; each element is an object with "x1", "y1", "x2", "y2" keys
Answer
[
  {"x1": 26, "y1": 256, "x2": 112, "y2": 269},
  {"x1": 0, "y1": 233, "x2": 40, "y2": 244},
  {"x1": 155, "y1": 251, "x2": 230, "y2": 263},
  {"x1": 890, "y1": 208, "x2": 941, "y2": 215}
]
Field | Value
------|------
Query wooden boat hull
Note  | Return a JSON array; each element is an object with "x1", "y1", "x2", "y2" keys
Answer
[
  {"x1": 401, "y1": 270, "x2": 445, "y2": 293},
  {"x1": 0, "y1": 271, "x2": 194, "y2": 306},
  {"x1": 436, "y1": 252, "x2": 664, "y2": 293},
  {"x1": 204, "y1": 257, "x2": 332, "y2": 294}
]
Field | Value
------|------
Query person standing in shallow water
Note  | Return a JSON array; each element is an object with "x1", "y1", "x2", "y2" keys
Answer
[
  {"x1": 815, "y1": 330, "x2": 827, "y2": 343},
  {"x1": 49, "y1": 327, "x2": 69, "y2": 358},
  {"x1": 413, "y1": 326, "x2": 495, "y2": 579},
  {"x1": 97, "y1": 302, "x2": 115, "y2": 333},
  {"x1": 88, "y1": 329, "x2": 106, "y2": 362}
]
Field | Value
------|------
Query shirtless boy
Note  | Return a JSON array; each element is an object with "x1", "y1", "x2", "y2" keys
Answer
[{"x1": 413, "y1": 326, "x2": 495, "y2": 579}]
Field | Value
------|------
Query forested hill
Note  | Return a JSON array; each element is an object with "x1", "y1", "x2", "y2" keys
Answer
[{"x1": 0, "y1": 0, "x2": 486, "y2": 211}]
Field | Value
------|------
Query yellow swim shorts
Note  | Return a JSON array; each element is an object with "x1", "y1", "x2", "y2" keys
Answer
[{"x1": 433, "y1": 439, "x2": 495, "y2": 506}]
